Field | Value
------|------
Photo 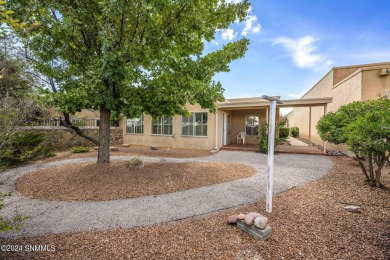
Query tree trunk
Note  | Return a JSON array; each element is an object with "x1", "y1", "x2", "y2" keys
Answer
[
  {"x1": 368, "y1": 156, "x2": 375, "y2": 186},
  {"x1": 354, "y1": 153, "x2": 370, "y2": 182},
  {"x1": 97, "y1": 107, "x2": 111, "y2": 164}
]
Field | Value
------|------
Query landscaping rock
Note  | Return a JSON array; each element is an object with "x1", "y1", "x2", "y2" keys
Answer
[
  {"x1": 254, "y1": 216, "x2": 268, "y2": 229},
  {"x1": 237, "y1": 213, "x2": 246, "y2": 220},
  {"x1": 344, "y1": 205, "x2": 361, "y2": 213},
  {"x1": 110, "y1": 146, "x2": 119, "y2": 151},
  {"x1": 122, "y1": 144, "x2": 130, "y2": 147},
  {"x1": 93, "y1": 146, "x2": 99, "y2": 150},
  {"x1": 227, "y1": 215, "x2": 238, "y2": 224},
  {"x1": 151, "y1": 145, "x2": 158, "y2": 150},
  {"x1": 128, "y1": 157, "x2": 144, "y2": 169},
  {"x1": 244, "y1": 212, "x2": 261, "y2": 225}
]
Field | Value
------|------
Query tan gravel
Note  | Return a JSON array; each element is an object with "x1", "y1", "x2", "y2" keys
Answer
[
  {"x1": 16, "y1": 161, "x2": 255, "y2": 201},
  {"x1": 1, "y1": 156, "x2": 389, "y2": 259}
]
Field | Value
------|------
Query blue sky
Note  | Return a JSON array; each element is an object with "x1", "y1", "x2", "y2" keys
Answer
[{"x1": 210, "y1": 0, "x2": 390, "y2": 106}]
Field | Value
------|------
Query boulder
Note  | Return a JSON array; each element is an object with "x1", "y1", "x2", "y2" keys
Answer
[
  {"x1": 254, "y1": 216, "x2": 268, "y2": 230},
  {"x1": 237, "y1": 213, "x2": 246, "y2": 220},
  {"x1": 128, "y1": 157, "x2": 144, "y2": 169},
  {"x1": 227, "y1": 215, "x2": 238, "y2": 224},
  {"x1": 151, "y1": 145, "x2": 158, "y2": 150},
  {"x1": 122, "y1": 144, "x2": 130, "y2": 147},
  {"x1": 244, "y1": 212, "x2": 262, "y2": 225},
  {"x1": 93, "y1": 146, "x2": 99, "y2": 150},
  {"x1": 109, "y1": 146, "x2": 119, "y2": 151}
]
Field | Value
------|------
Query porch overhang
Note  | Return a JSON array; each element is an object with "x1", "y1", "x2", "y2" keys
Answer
[{"x1": 217, "y1": 97, "x2": 333, "y2": 110}]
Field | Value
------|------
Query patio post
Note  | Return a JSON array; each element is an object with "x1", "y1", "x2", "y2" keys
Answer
[{"x1": 261, "y1": 95, "x2": 283, "y2": 213}]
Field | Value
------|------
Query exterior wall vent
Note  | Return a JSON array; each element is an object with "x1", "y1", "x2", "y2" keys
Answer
[{"x1": 379, "y1": 68, "x2": 390, "y2": 76}]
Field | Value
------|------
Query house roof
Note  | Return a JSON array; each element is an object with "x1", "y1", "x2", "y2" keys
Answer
[{"x1": 217, "y1": 97, "x2": 333, "y2": 110}]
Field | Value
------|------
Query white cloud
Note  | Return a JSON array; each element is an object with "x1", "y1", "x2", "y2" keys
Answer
[
  {"x1": 273, "y1": 35, "x2": 332, "y2": 70},
  {"x1": 225, "y1": 0, "x2": 242, "y2": 4},
  {"x1": 221, "y1": 28, "x2": 237, "y2": 40},
  {"x1": 241, "y1": 7, "x2": 262, "y2": 36}
]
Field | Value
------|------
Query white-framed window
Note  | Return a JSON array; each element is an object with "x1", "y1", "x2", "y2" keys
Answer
[
  {"x1": 245, "y1": 115, "x2": 259, "y2": 136},
  {"x1": 126, "y1": 115, "x2": 144, "y2": 134},
  {"x1": 152, "y1": 116, "x2": 173, "y2": 135},
  {"x1": 182, "y1": 112, "x2": 208, "y2": 137}
]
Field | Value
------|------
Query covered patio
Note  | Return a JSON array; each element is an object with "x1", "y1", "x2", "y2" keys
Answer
[{"x1": 216, "y1": 96, "x2": 332, "y2": 153}]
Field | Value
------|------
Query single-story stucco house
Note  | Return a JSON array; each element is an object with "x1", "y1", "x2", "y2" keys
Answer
[{"x1": 64, "y1": 61, "x2": 389, "y2": 152}]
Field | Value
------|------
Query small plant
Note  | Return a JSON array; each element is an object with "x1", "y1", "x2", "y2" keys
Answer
[
  {"x1": 71, "y1": 146, "x2": 90, "y2": 153},
  {"x1": 0, "y1": 190, "x2": 28, "y2": 232},
  {"x1": 290, "y1": 127, "x2": 299, "y2": 137},
  {"x1": 279, "y1": 127, "x2": 289, "y2": 139},
  {"x1": 256, "y1": 121, "x2": 269, "y2": 153}
]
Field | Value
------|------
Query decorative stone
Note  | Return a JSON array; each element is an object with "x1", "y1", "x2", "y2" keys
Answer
[
  {"x1": 344, "y1": 205, "x2": 361, "y2": 213},
  {"x1": 93, "y1": 146, "x2": 99, "y2": 150},
  {"x1": 237, "y1": 220, "x2": 272, "y2": 240},
  {"x1": 109, "y1": 146, "x2": 119, "y2": 151},
  {"x1": 227, "y1": 215, "x2": 238, "y2": 224},
  {"x1": 151, "y1": 145, "x2": 158, "y2": 150},
  {"x1": 254, "y1": 216, "x2": 268, "y2": 230},
  {"x1": 128, "y1": 157, "x2": 144, "y2": 169},
  {"x1": 237, "y1": 213, "x2": 246, "y2": 220},
  {"x1": 244, "y1": 212, "x2": 262, "y2": 225},
  {"x1": 122, "y1": 144, "x2": 130, "y2": 147}
]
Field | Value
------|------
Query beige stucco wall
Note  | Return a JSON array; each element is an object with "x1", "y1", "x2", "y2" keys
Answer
[
  {"x1": 120, "y1": 104, "x2": 217, "y2": 150},
  {"x1": 361, "y1": 69, "x2": 390, "y2": 100},
  {"x1": 228, "y1": 109, "x2": 267, "y2": 144}
]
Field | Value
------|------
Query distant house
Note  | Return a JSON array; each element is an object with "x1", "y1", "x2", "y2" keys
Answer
[{"x1": 288, "y1": 61, "x2": 390, "y2": 153}]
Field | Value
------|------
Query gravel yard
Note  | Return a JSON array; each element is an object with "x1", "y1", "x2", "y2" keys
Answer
[
  {"x1": 16, "y1": 161, "x2": 255, "y2": 201},
  {"x1": 1, "y1": 153, "x2": 388, "y2": 259}
]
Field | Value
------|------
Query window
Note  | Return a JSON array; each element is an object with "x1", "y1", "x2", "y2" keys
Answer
[
  {"x1": 246, "y1": 115, "x2": 259, "y2": 136},
  {"x1": 126, "y1": 115, "x2": 144, "y2": 134},
  {"x1": 95, "y1": 119, "x2": 100, "y2": 127},
  {"x1": 182, "y1": 112, "x2": 208, "y2": 137},
  {"x1": 152, "y1": 116, "x2": 173, "y2": 135}
]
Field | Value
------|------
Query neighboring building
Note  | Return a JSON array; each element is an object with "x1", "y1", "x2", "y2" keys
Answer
[{"x1": 288, "y1": 62, "x2": 390, "y2": 153}]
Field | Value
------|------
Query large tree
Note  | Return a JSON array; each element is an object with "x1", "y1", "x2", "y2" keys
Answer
[{"x1": 9, "y1": 0, "x2": 251, "y2": 163}]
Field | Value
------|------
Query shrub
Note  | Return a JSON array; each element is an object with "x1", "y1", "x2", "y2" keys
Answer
[
  {"x1": 317, "y1": 97, "x2": 390, "y2": 187},
  {"x1": 256, "y1": 122, "x2": 269, "y2": 153},
  {"x1": 0, "y1": 132, "x2": 53, "y2": 169},
  {"x1": 279, "y1": 127, "x2": 289, "y2": 139},
  {"x1": 71, "y1": 146, "x2": 90, "y2": 153},
  {"x1": 290, "y1": 127, "x2": 299, "y2": 137}
]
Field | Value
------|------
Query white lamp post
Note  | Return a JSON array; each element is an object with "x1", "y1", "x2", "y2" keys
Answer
[{"x1": 261, "y1": 95, "x2": 283, "y2": 213}]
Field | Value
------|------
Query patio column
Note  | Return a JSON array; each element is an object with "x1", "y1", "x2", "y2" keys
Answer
[
  {"x1": 323, "y1": 105, "x2": 327, "y2": 153},
  {"x1": 308, "y1": 106, "x2": 312, "y2": 142}
]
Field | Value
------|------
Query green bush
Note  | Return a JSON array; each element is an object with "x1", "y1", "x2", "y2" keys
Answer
[
  {"x1": 290, "y1": 127, "x2": 299, "y2": 137},
  {"x1": 279, "y1": 127, "x2": 289, "y2": 139},
  {"x1": 317, "y1": 98, "x2": 390, "y2": 187},
  {"x1": 0, "y1": 132, "x2": 53, "y2": 169},
  {"x1": 71, "y1": 146, "x2": 90, "y2": 153}
]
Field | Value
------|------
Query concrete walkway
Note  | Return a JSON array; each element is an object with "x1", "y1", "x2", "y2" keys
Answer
[
  {"x1": 287, "y1": 137, "x2": 309, "y2": 146},
  {"x1": 0, "y1": 151, "x2": 332, "y2": 238}
]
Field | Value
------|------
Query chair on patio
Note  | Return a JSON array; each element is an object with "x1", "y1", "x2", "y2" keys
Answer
[{"x1": 237, "y1": 132, "x2": 247, "y2": 145}]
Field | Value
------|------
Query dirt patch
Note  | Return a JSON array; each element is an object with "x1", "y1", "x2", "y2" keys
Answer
[
  {"x1": 35, "y1": 145, "x2": 213, "y2": 164},
  {"x1": 3, "y1": 156, "x2": 389, "y2": 259},
  {"x1": 16, "y1": 161, "x2": 255, "y2": 201}
]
